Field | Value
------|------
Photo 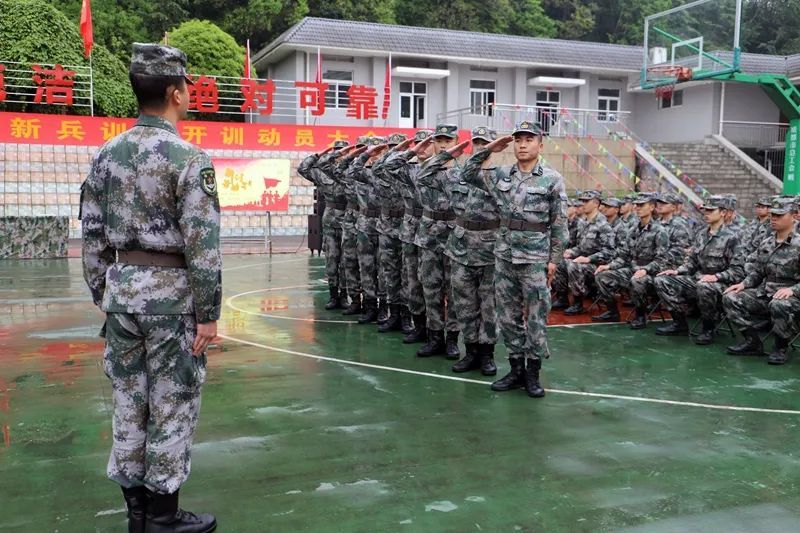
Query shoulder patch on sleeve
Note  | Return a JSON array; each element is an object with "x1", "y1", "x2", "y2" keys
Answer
[{"x1": 200, "y1": 167, "x2": 217, "y2": 196}]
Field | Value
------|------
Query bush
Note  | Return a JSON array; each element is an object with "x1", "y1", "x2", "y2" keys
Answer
[{"x1": 168, "y1": 19, "x2": 244, "y2": 78}]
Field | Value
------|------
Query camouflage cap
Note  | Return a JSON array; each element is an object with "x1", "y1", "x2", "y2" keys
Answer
[
  {"x1": 414, "y1": 129, "x2": 434, "y2": 143},
  {"x1": 512, "y1": 120, "x2": 543, "y2": 137},
  {"x1": 355, "y1": 136, "x2": 368, "y2": 147},
  {"x1": 433, "y1": 124, "x2": 458, "y2": 139},
  {"x1": 601, "y1": 197, "x2": 622, "y2": 208},
  {"x1": 632, "y1": 192, "x2": 657, "y2": 204},
  {"x1": 130, "y1": 43, "x2": 191, "y2": 80},
  {"x1": 622, "y1": 194, "x2": 637, "y2": 203},
  {"x1": 720, "y1": 193, "x2": 738, "y2": 210},
  {"x1": 755, "y1": 196, "x2": 773, "y2": 207},
  {"x1": 701, "y1": 195, "x2": 727, "y2": 210},
  {"x1": 387, "y1": 133, "x2": 408, "y2": 146},
  {"x1": 471, "y1": 126, "x2": 498, "y2": 142},
  {"x1": 771, "y1": 197, "x2": 798, "y2": 215},
  {"x1": 568, "y1": 198, "x2": 583, "y2": 207},
  {"x1": 656, "y1": 192, "x2": 682, "y2": 205},
  {"x1": 578, "y1": 190, "x2": 602, "y2": 201},
  {"x1": 332, "y1": 140, "x2": 349, "y2": 150},
  {"x1": 367, "y1": 136, "x2": 386, "y2": 146}
]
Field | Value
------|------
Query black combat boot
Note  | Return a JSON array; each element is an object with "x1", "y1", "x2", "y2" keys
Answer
[
  {"x1": 452, "y1": 342, "x2": 481, "y2": 373},
  {"x1": 401, "y1": 306, "x2": 414, "y2": 334},
  {"x1": 377, "y1": 300, "x2": 389, "y2": 325},
  {"x1": 490, "y1": 357, "x2": 525, "y2": 391},
  {"x1": 342, "y1": 294, "x2": 362, "y2": 316},
  {"x1": 378, "y1": 304, "x2": 404, "y2": 333},
  {"x1": 479, "y1": 344, "x2": 497, "y2": 376},
  {"x1": 768, "y1": 337, "x2": 790, "y2": 365},
  {"x1": 403, "y1": 314, "x2": 427, "y2": 344},
  {"x1": 726, "y1": 328, "x2": 764, "y2": 356},
  {"x1": 122, "y1": 486, "x2": 147, "y2": 533},
  {"x1": 564, "y1": 294, "x2": 584, "y2": 316},
  {"x1": 445, "y1": 331, "x2": 460, "y2": 360},
  {"x1": 417, "y1": 329, "x2": 445, "y2": 357},
  {"x1": 694, "y1": 320, "x2": 716, "y2": 345},
  {"x1": 655, "y1": 312, "x2": 688, "y2": 336},
  {"x1": 324, "y1": 284, "x2": 342, "y2": 310},
  {"x1": 145, "y1": 490, "x2": 216, "y2": 533},
  {"x1": 551, "y1": 292, "x2": 570, "y2": 310},
  {"x1": 524, "y1": 358, "x2": 546, "y2": 398},
  {"x1": 358, "y1": 298, "x2": 378, "y2": 324},
  {"x1": 591, "y1": 299, "x2": 620, "y2": 322},
  {"x1": 629, "y1": 307, "x2": 647, "y2": 330}
]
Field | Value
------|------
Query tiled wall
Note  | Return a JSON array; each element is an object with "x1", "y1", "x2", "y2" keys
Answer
[{"x1": 0, "y1": 143, "x2": 317, "y2": 239}]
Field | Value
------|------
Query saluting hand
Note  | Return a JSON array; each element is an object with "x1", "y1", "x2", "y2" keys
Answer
[
  {"x1": 396, "y1": 138, "x2": 415, "y2": 152},
  {"x1": 193, "y1": 321, "x2": 217, "y2": 356},
  {"x1": 367, "y1": 143, "x2": 389, "y2": 157},
  {"x1": 447, "y1": 140, "x2": 471, "y2": 158},
  {"x1": 485, "y1": 135, "x2": 513, "y2": 153},
  {"x1": 411, "y1": 135, "x2": 434, "y2": 155}
]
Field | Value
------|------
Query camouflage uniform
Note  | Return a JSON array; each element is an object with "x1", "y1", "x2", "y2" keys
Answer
[
  {"x1": 414, "y1": 131, "x2": 461, "y2": 336},
  {"x1": 461, "y1": 143, "x2": 568, "y2": 362},
  {"x1": 596, "y1": 196, "x2": 669, "y2": 311},
  {"x1": 82, "y1": 75, "x2": 221, "y2": 501},
  {"x1": 553, "y1": 192, "x2": 615, "y2": 299},
  {"x1": 298, "y1": 151, "x2": 346, "y2": 291},
  {"x1": 567, "y1": 208, "x2": 587, "y2": 249},
  {"x1": 334, "y1": 153, "x2": 363, "y2": 305},
  {"x1": 654, "y1": 223, "x2": 742, "y2": 321}
]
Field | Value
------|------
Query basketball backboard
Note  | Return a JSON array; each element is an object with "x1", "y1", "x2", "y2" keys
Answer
[{"x1": 642, "y1": 0, "x2": 743, "y2": 90}]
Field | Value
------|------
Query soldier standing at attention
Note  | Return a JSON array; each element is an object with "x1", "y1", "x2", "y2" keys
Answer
[
  {"x1": 335, "y1": 140, "x2": 367, "y2": 316},
  {"x1": 424, "y1": 127, "x2": 501, "y2": 375},
  {"x1": 298, "y1": 141, "x2": 349, "y2": 310},
  {"x1": 723, "y1": 197, "x2": 800, "y2": 365},
  {"x1": 461, "y1": 121, "x2": 568, "y2": 398},
  {"x1": 81, "y1": 44, "x2": 219, "y2": 532},
  {"x1": 654, "y1": 195, "x2": 742, "y2": 342}
]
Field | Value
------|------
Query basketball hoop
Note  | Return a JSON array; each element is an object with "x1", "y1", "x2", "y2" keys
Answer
[{"x1": 647, "y1": 65, "x2": 693, "y2": 100}]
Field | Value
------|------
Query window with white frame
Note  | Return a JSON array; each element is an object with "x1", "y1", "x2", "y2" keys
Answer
[
  {"x1": 470, "y1": 80, "x2": 496, "y2": 116},
  {"x1": 597, "y1": 88, "x2": 621, "y2": 121},
  {"x1": 323, "y1": 70, "x2": 353, "y2": 109},
  {"x1": 536, "y1": 90, "x2": 560, "y2": 134},
  {"x1": 658, "y1": 89, "x2": 683, "y2": 109}
]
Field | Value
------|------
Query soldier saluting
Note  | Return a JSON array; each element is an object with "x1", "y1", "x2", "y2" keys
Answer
[
  {"x1": 81, "y1": 44, "x2": 219, "y2": 532},
  {"x1": 460, "y1": 121, "x2": 568, "y2": 398}
]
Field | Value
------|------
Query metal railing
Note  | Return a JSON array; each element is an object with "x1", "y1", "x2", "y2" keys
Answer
[
  {"x1": 720, "y1": 120, "x2": 789, "y2": 149},
  {"x1": 436, "y1": 103, "x2": 633, "y2": 139}
]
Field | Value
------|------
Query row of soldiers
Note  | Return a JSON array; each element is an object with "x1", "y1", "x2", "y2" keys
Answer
[
  {"x1": 299, "y1": 122, "x2": 567, "y2": 398},
  {"x1": 554, "y1": 189, "x2": 800, "y2": 365}
]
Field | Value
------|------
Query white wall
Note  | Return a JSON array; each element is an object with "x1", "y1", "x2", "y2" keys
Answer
[
  {"x1": 721, "y1": 82, "x2": 781, "y2": 124},
  {"x1": 628, "y1": 83, "x2": 720, "y2": 142}
]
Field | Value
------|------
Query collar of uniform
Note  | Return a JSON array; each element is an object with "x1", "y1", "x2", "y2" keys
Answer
[
  {"x1": 136, "y1": 114, "x2": 179, "y2": 135},
  {"x1": 510, "y1": 161, "x2": 543, "y2": 178}
]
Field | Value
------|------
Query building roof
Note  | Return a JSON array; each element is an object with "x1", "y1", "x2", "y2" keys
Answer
[{"x1": 255, "y1": 17, "x2": 800, "y2": 78}]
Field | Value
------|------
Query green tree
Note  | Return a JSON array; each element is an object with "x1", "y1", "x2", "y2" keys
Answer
[
  {"x1": 396, "y1": 0, "x2": 556, "y2": 36},
  {"x1": 506, "y1": 0, "x2": 558, "y2": 38},
  {"x1": 168, "y1": 19, "x2": 245, "y2": 77},
  {"x1": 307, "y1": 0, "x2": 396, "y2": 24},
  {"x1": 0, "y1": 0, "x2": 136, "y2": 117}
]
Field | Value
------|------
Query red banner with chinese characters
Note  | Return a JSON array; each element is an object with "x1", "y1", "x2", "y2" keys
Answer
[
  {"x1": 0, "y1": 111, "x2": 440, "y2": 150},
  {"x1": 214, "y1": 158, "x2": 290, "y2": 211}
]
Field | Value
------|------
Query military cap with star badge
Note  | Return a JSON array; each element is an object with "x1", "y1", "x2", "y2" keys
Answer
[
  {"x1": 130, "y1": 43, "x2": 193, "y2": 83},
  {"x1": 632, "y1": 192, "x2": 658, "y2": 204},
  {"x1": 656, "y1": 192, "x2": 682, "y2": 205},
  {"x1": 433, "y1": 124, "x2": 458, "y2": 139},
  {"x1": 386, "y1": 133, "x2": 408, "y2": 146},
  {"x1": 367, "y1": 136, "x2": 386, "y2": 146},
  {"x1": 755, "y1": 196, "x2": 773, "y2": 207},
  {"x1": 622, "y1": 194, "x2": 637, "y2": 204},
  {"x1": 332, "y1": 140, "x2": 350, "y2": 150},
  {"x1": 601, "y1": 197, "x2": 622, "y2": 208},
  {"x1": 578, "y1": 190, "x2": 603, "y2": 201},
  {"x1": 701, "y1": 195, "x2": 727, "y2": 210},
  {"x1": 770, "y1": 197, "x2": 798, "y2": 215},
  {"x1": 471, "y1": 127, "x2": 498, "y2": 142},
  {"x1": 414, "y1": 129, "x2": 434, "y2": 143},
  {"x1": 512, "y1": 121, "x2": 543, "y2": 136},
  {"x1": 355, "y1": 136, "x2": 368, "y2": 147}
]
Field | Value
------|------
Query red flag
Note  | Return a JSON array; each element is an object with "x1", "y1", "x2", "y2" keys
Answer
[
  {"x1": 315, "y1": 47, "x2": 322, "y2": 84},
  {"x1": 381, "y1": 54, "x2": 391, "y2": 120},
  {"x1": 244, "y1": 39, "x2": 252, "y2": 79},
  {"x1": 79, "y1": 0, "x2": 93, "y2": 58}
]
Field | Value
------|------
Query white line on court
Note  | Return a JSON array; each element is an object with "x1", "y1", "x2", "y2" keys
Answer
[{"x1": 217, "y1": 333, "x2": 800, "y2": 416}]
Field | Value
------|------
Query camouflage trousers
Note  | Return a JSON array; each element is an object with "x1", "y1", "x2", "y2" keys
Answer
[
  {"x1": 379, "y1": 235, "x2": 405, "y2": 306},
  {"x1": 723, "y1": 289, "x2": 800, "y2": 339},
  {"x1": 419, "y1": 247, "x2": 459, "y2": 332},
  {"x1": 653, "y1": 275, "x2": 727, "y2": 320},
  {"x1": 495, "y1": 259, "x2": 550, "y2": 360},
  {"x1": 103, "y1": 313, "x2": 205, "y2": 495},
  {"x1": 451, "y1": 261, "x2": 497, "y2": 344},
  {"x1": 357, "y1": 231, "x2": 381, "y2": 300},
  {"x1": 403, "y1": 243, "x2": 425, "y2": 315},
  {"x1": 552, "y1": 259, "x2": 597, "y2": 297},
  {"x1": 323, "y1": 225, "x2": 343, "y2": 287},
  {"x1": 342, "y1": 227, "x2": 361, "y2": 298},
  {"x1": 596, "y1": 268, "x2": 654, "y2": 308}
]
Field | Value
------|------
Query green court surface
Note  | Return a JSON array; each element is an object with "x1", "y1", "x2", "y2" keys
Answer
[{"x1": 2, "y1": 255, "x2": 800, "y2": 532}]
